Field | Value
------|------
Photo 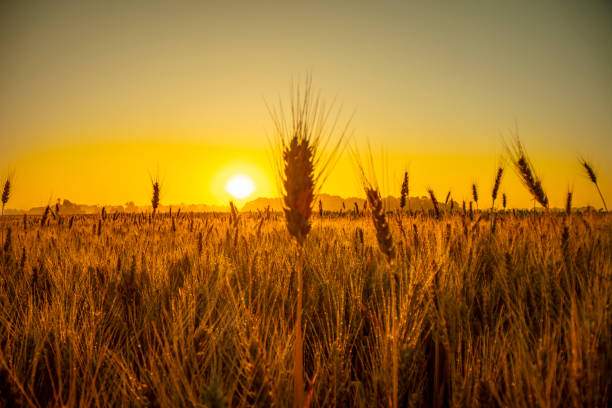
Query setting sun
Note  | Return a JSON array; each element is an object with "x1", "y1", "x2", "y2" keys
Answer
[{"x1": 225, "y1": 174, "x2": 256, "y2": 199}]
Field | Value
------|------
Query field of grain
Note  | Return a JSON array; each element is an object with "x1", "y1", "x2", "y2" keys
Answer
[{"x1": 0, "y1": 209, "x2": 610, "y2": 407}]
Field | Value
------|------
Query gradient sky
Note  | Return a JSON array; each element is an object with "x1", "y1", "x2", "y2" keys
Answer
[{"x1": 1, "y1": 0, "x2": 611, "y2": 209}]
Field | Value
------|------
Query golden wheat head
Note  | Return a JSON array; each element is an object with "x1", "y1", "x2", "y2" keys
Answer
[
  {"x1": 366, "y1": 186, "x2": 395, "y2": 262},
  {"x1": 269, "y1": 76, "x2": 350, "y2": 246},
  {"x1": 579, "y1": 158, "x2": 607, "y2": 211},
  {"x1": 508, "y1": 137, "x2": 549, "y2": 208},
  {"x1": 282, "y1": 136, "x2": 315, "y2": 245}
]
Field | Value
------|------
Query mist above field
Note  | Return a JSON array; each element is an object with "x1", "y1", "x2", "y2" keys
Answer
[
  {"x1": 3, "y1": 194, "x2": 417, "y2": 215},
  {"x1": 3, "y1": 192, "x2": 602, "y2": 216}
]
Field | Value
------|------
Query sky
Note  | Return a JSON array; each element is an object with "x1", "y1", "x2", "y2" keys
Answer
[{"x1": 1, "y1": 0, "x2": 611, "y2": 209}]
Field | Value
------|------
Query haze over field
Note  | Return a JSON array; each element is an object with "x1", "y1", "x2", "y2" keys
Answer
[{"x1": 1, "y1": 0, "x2": 611, "y2": 209}]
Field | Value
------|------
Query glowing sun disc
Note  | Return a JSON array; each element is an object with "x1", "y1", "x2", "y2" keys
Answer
[{"x1": 225, "y1": 174, "x2": 255, "y2": 199}]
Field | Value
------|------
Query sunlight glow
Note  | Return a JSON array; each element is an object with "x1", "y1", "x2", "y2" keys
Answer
[{"x1": 225, "y1": 174, "x2": 256, "y2": 199}]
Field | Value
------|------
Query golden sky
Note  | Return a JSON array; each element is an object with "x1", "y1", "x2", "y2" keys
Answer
[{"x1": 1, "y1": 0, "x2": 611, "y2": 209}]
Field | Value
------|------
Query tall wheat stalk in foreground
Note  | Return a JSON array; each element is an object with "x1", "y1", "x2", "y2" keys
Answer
[
  {"x1": 269, "y1": 77, "x2": 349, "y2": 408},
  {"x1": 508, "y1": 137, "x2": 549, "y2": 209},
  {"x1": 579, "y1": 159, "x2": 607, "y2": 211}
]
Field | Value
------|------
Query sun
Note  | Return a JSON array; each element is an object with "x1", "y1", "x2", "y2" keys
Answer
[{"x1": 225, "y1": 174, "x2": 256, "y2": 199}]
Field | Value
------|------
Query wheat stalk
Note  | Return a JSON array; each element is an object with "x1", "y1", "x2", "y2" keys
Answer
[
  {"x1": 0, "y1": 175, "x2": 11, "y2": 245},
  {"x1": 366, "y1": 186, "x2": 395, "y2": 262},
  {"x1": 400, "y1": 171, "x2": 409, "y2": 211},
  {"x1": 229, "y1": 201, "x2": 240, "y2": 228},
  {"x1": 491, "y1": 167, "x2": 504, "y2": 211},
  {"x1": 428, "y1": 189, "x2": 441, "y2": 220},
  {"x1": 1, "y1": 175, "x2": 11, "y2": 217},
  {"x1": 40, "y1": 205, "x2": 50, "y2": 227},
  {"x1": 269, "y1": 77, "x2": 349, "y2": 408},
  {"x1": 151, "y1": 176, "x2": 160, "y2": 217},
  {"x1": 579, "y1": 159, "x2": 607, "y2": 211},
  {"x1": 508, "y1": 137, "x2": 549, "y2": 209},
  {"x1": 365, "y1": 183, "x2": 397, "y2": 408},
  {"x1": 354, "y1": 152, "x2": 398, "y2": 407}
]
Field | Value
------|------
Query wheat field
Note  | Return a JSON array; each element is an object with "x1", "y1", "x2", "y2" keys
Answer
[{"x1": 0, "y1": 209, "x2": 610, "y2": 407}]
